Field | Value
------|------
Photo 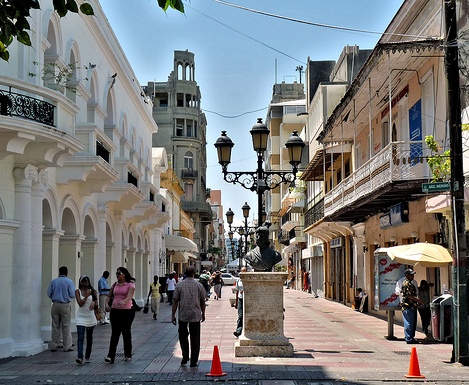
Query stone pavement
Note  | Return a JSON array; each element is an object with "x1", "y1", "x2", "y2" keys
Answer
[{"x1": 0, "y1": 287, "x2": 467, "y2": 384}]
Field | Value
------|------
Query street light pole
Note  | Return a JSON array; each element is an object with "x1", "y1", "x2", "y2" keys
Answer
[{"x1": 215, "y1": 118, "x2": 305, "y2": 230}]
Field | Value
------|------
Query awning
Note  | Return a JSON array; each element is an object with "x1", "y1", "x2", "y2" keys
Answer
[
  {"x1": 172, "y1": 252, "x2": 188, "y2": 263},
  {"x1": 374, "y1": 243, "x2": 452, "y2": 267},
  {"x1": 165, "y1": 234, "x2": 198, "y2": 253}
]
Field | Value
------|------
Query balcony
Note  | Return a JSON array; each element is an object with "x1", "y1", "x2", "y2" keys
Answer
[
  {"x1": 0, "y1": 88, "x2": 54, "y2": 126},
  {"x1": 324, "y1": 141, "x2": 431, "y2": 222},
  {"x1": 181, "y1": 200, "x2": 213, "y2": 217},
  {"x1": 181, "y1": 169, "x2": 198, "y2": 179}
]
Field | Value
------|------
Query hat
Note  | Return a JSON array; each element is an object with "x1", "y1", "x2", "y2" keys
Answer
[{"x1": 405, "y1": 268, "x2": 416, "y2": 275}]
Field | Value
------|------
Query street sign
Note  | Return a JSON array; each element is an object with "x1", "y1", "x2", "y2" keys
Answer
[{"x1": 422, "y1": 182, "x2": 451, "y2": 193}]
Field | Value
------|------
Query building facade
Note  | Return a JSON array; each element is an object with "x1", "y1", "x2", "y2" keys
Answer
[
  {"x1": 144, "y1": 50, "x2": 213, "y2": 267},
  {"x1": 0, "y1": 0, "x2": 170, "y2": 358}
]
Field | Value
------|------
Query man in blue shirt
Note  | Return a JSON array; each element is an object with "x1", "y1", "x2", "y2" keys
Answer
[
  {"x1": 97, "y1": 271, "x2": 110, "y2": 324},
  {"x1": 47, "y1": 266, "x2": 76, "y2": 352}
]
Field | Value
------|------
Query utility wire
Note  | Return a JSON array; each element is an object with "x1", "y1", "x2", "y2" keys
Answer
[
  {"x1": 214, "y1": 0, "x2": 436, "y2": 40},
  {"x1": 185, "y1": 4, "x2": 306, "y2": 65},
  {"x1": 202, "y1": 107, "x2": 267, "y2": 118}
]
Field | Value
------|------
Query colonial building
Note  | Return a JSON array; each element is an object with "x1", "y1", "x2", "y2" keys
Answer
[
  {"x1": 301, "y1": 0, "x2": 450, "y2": 313},
  {"x1": 144, "y1": 50, "x2": 213, "y2": 267},
  {"x1": 0, "y1": 0, "x2": 169, "y2": 357}
]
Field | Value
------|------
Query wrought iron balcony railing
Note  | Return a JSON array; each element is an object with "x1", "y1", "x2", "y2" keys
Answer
[
  {"x1": 324, "y1": 141, "x2": 431, "y2": 217},
  {"x1": 0, "y1": 87, "x2": 54, "y2": 126}
]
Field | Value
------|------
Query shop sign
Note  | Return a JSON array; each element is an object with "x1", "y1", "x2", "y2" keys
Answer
[
  {"x1": 379, "y1": 202, "x2": 409, "y2": 229},
  {"x1": 330, "y1": 237, "x2": 343, "y2": 248}
]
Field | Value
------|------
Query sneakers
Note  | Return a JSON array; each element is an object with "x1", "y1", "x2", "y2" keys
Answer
[
  {"x1": 153, "y1": 313, "x2": 157, "y2": 320},
  {"x1": 76, "y1": 358, "x2": 83, "y2": 365},
  {"x1": 85, "y1": 357, "x2": 91, "y2": 363},
  {"x1": 124, "y1": 357, "x2": 132, "y2": 362},
  {"x1": 104, "y1": 357, "x2": 114, "y2": 363},
  {"x1": 233, "y1": 331, "x2": 240, "y2": 338},
  {"x1": 181, "y1": 359, "x2": 188, "y2": 366},
  {"x1": 64, "y1": 348, "x2": 74, "y2": 352}
]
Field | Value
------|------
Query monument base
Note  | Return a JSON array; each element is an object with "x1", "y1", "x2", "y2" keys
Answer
[
  {"x1": 234, "y1": 272, "x2": 293, "y2": 357},
  {"x1": 234, "y1": 337, "x2": 294, "y2": 357}
]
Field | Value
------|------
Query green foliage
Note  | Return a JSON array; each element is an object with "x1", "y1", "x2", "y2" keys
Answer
[
  {"x1": 29, "y1": 61, "x2": 88, "y2": 94},
  {"x1": 425, "y1": 135, "x2": 451, "y2": 182},
  {"x1": 0, "y1": 0, "x2": 185, "y2": 62}
]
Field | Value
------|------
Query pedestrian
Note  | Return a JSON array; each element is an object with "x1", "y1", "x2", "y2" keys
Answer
[
  {"x1": 199, "y1": 270, "x2": 212, "y2": 299},
  {"x1": 104, "y1": 267, "x2": 136, "y2": 363},
  {"x1": 233, "y1": 267, "x2": 247, "y2": 337},
  {"x1": 166, "y1": 272, "x2": 177, "y2": 305},
  {"x1": 47, "y1": 266, "x2": 76, "y2": 352},
  {"x1": 75, "y1": 275, "x2": 98, "y2": 364},
  {"x1": 211, "y1": 271, "x2": 223, "y2": 300},
  {"x1": 398, "y1": 268, "x2": 423, "y2": 344},
  {"x1": 171, "y1": 266, "x2": 206, "y2": 368},
  {"x1": 418, "y1": 279, "x2": 434, "y2": 336},
  {"x1": 97, "y1": 271, "x2": 110, "y2": 325},
  {"x1": 287, "y1": 272, "x2": 296, "y2": 289},
  {"x1": 147, "y1": 275, "x2": 161, "y2": 320}
]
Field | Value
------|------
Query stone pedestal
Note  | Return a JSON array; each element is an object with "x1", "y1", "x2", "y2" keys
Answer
[{"x1": 234, "y1": 272, "x2": 293, "y2": 357}]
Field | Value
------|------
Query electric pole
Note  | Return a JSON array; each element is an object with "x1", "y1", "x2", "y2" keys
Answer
[{"x1": 446, "y1": 0, "x2": 469, "y2": 365}]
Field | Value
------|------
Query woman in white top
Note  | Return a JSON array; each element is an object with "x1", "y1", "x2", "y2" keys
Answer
[
  {"x1": 166, "y1": 273, "x2": 177, "y2": 305},
  {"x1": 75, "y1": 275, "x2": 98, "y2": 365}
]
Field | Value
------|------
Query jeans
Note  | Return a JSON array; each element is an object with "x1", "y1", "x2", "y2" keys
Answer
[
  {"x1": 167, "y1": 290, "x2": 174, "y2": 304},
  {"x1": 178, "y1": 320, "x2": 201, "y2": 365},
  {"x1": 76, "y1": 325, "x2": 94, "y2": 359},
  {"x1": 235, "y1": 298, "x2": 243, "y2": 335},
  {"x1": 107, "y1": 309, "x2": 135, "y2": 359},
  {"x1": 402, "y1": 307, "x2": 418, "y2": 342}
]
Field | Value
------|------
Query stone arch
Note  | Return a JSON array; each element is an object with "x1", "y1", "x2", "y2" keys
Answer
[
  {"x1": 104, "y1": 85, "x2": 116, "y2": 127},
  {"x1": 60, "y1": 196, "x2": 81, "y2": 235},
  {"x1": 43, "y1": 188, "x2": 59, "y2": 229},
  {"x1": 42, "y1": 11, "x2": 63, "y2": 58},
  {"x1": 64, "y1": 40, "x2": 82, "y2": 102}
]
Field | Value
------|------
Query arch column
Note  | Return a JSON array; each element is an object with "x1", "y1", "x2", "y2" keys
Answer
[
  {"x1": 41, "y1": 229, "x2": 65, "y2": 342},
  {"x1": 11, "y1": 166, "x2": 45, "y2": 355},
  {"x1": 95, "y1": 206, "x2": 108, "y2": 284}
]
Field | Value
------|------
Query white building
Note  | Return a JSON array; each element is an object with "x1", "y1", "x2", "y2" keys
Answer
[{"x1": 0, "y1": 0, "x2": 169, "y2": 357}]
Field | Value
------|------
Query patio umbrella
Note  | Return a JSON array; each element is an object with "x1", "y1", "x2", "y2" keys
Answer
[{"x1": 375, "y1": 243, "x2": 452, "y2": 267}]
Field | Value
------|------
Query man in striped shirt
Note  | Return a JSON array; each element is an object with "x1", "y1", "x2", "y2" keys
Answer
[{"x1": 172, "y1": 266, "x2": 206, "y2": 367}]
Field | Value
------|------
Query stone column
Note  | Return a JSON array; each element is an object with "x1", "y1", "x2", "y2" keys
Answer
[{"x1": 235, "y1": 272, "x2": 293, "y2": 357}]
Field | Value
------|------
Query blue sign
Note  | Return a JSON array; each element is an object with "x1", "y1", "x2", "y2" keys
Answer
[{"x1": 409, "y1": 100, "x2": 422, "y2": 165}]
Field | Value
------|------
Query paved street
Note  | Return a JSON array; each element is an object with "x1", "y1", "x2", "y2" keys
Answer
[{"x1": 0, "y1": 287, "x2": 467, "y2": 384}]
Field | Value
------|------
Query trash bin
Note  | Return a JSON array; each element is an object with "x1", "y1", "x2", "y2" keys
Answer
[{"x1": 430, "y1": 294, "x2": 453, "y2": 341}]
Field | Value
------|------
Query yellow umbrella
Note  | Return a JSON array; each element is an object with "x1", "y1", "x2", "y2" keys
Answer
[{"x1": 376, "y1": 243, "x2": 452, "y2": 267}]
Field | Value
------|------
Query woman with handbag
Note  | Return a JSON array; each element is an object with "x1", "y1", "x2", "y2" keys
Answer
[
  {"x1": 146, "y1": 275, "x2": 161, "y2": 320},
  {"x1": 74, "y1": 275, "x2": 98, "y2": 365},
  {"x1": 104, "y1": 267, "x2": 135, "y2": 363}
]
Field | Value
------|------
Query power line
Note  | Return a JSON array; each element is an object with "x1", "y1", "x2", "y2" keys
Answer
[
  {"x1": 185, "y1": 4, "x2": 306, "y2": 65},
  {"x1": 202, "y1": 106, "x2": 267, "y2": 118},
  {"x1": 214, "y1": 0, "x2": 435, "y2": 40}
]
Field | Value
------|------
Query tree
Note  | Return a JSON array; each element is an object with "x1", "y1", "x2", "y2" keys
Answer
[{"x1": 0, "y1": 0, "x2": 185, "y2": 61}]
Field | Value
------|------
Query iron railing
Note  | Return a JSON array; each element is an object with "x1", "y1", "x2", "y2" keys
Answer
[
  {"x1": 324, "y1": 141, "x2": 431, "y2": 217},
  {"x1": 0, "y1": 88, "x2": 54, "y2": 126}
]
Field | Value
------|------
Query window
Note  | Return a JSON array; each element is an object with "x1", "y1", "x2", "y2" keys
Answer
[
  {"x1": 382, "y1": 120, "x2": 390, "y2": 148},
  {"x1": 176, "y1": 119, "x2": 184, "y2": 136},
  {"x1": 187, "y1": 121, "x2": 193, "y2": 137},
  {"x1": 184, "y1": 183, "x2": 193, "y2": 201},
  {"x1": 184, "y1": 151, "x2": 194, "y2": 169}
]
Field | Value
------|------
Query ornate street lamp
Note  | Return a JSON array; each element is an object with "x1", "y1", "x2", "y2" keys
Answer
[{"x1": 215, "y1": 118, "x2": 305, "y2": 226}]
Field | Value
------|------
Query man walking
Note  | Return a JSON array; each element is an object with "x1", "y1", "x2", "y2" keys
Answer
[
  {"x1": 47, "y1": 266, "x2": 76, "y2": 352},
  {"x1": 233, "y1": 267, "x2": 247, "y2": 337},
  {"x1": 98, "y1": 271, "x2": 110, "y2": 324},
  {"x1": 399, "y1": 268, "x2": 423, "y2": 344},
  {"x1": 171, "y1": 266, "x2": 206, "y2": 367}
]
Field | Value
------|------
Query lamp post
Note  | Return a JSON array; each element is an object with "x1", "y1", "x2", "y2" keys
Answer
[
  {"x1": 225, "y1": 203, "x2": 256, "y2": 271},
  {"x1": 215, "y1": 118, "x2": 305, "y2": 227}
]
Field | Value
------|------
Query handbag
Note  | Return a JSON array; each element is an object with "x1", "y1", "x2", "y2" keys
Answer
[
  {"x1": 143, "y1": 300, "x2": 149, "y2": 314},
  {"x1": 108, "y1": 283, "x2": 116, "y2": 307},
  {"x1": 94, "y1": 308, "x2": 103, "y2": 321}
]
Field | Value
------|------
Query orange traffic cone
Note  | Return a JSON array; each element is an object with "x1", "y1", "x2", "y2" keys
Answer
[
  {"x1": 405, "y1": 347, "x2": 425, "y2": 378},
  {"x1": 206, "y1": 345, "x2": 227, "y2": 377}
]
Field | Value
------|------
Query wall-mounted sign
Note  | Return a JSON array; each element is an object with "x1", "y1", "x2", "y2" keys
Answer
[
  {"x1": 330, "y1": 237, "x2": 343, "y2": 248},
  {"x1": 379, "y1": 202, "x2": 409, "y2": 229}
]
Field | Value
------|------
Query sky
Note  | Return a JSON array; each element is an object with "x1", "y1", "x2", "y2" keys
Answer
[{"x1": 99, "y1": 0, "x2": 404, "y2": 232}]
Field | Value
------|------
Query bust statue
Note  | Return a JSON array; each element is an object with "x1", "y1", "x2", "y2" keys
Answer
[{"x1": 244, "y1": 225, "x2": 282, "y2": 272}]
